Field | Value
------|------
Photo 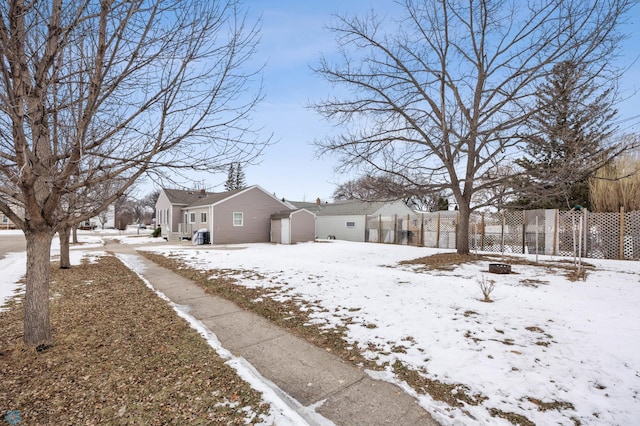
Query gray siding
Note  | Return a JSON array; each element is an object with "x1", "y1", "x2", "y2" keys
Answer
[
  {"x1": 291, "y1": 210, "x2": 315, "y2": 243},
  {"x1": 183, "y1": 206, "x2": 210, "y2": 233},
  {"x1": 212, "y1": 188, "x2": 287, "y2": 244},
  {"x1": 155, "y1": 190, "x2": 181, "y2": 234}
]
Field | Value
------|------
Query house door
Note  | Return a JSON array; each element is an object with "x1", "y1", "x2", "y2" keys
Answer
[{"x1": 281, "y1": 218, "x2": 291, "y2": 244}]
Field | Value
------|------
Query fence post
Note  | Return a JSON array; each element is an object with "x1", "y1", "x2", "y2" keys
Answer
[
  {"x1": 554, "y1": 209, "x2": 559, "y2": 256},
  {"x1": 378, "y1": 214, "x2": 382, "y2": 244},
  {"x1": 535, "y1": 216, "x2": 539, "y2": 262},
  {"x1": 455, "y1": 212, "x2": 459, "y2": 250},
  {"x1": 481, "y1": 212, "x2": 485, "y2": 251},
  {"x1": 501, "y1": 211, "x2": 505, "y2": 254},
  {"x1": 583, "y1": 209, "x2": 589, "y2": 258},
  {"x1": 620, "y1": 206, "x2": 625, "y2": 260},
  {"x1": 522, "y1": 210, "x2": 526, "y2": 254},
  {"x1": 436, "y1": 212, "x2": 441, "y2": 249},
  {"x1": 393, "y1": 214, "x2": 398, "y2": 244},
  {"x1": 420, "y1": 213, "x2": 425, "y2": 247},
  {"x1": 364, "y1": 215, "x2": 369, "y2": 242}
]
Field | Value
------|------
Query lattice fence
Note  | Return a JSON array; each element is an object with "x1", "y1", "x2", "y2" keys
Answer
[{"x1": 365, "y1": 208, "x2": 640, "y2": 260}]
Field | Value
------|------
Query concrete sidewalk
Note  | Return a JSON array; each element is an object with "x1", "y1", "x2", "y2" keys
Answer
[{"x1": 106, "y1": 241, "x2": 438, "y2": 426}]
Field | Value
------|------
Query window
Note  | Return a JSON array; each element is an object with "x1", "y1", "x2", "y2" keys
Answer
[
  {"x1": 233, "y1": 212, "x2": 243, "y2": 226},
  {"x1": 201, "y1": 212, "x2": 207, "y2": 223},
  {"x1": 189, "y1": 213, "x2": 196, "y2": 223},
  {"x1": 345, "y1": 221, "x2": 356, "y2": 228},
  {"x1": 1, "y1": 215, "x2": 7, "y2": 223}
]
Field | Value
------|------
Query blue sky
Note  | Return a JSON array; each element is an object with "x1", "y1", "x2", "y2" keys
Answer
[{"x1": 185, "y1": 1, "x2": 640, "y2": 202}]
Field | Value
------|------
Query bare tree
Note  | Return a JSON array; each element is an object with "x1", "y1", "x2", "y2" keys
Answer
[
  {"x1": 312, "y1": 0, "x2": 636, "y2": 254},
  {"x1": 138, "y1": 189, "x2": 160, "y2": 224},
  {"x1": 58, "y1": 178, "x2": 126, "y2": 268},
  {"x1": 333, "y1": 174, "x2": 447, "y2": 211},
  {"x1": 0, "y1": 0, "x2": 267, "y2": 347}
]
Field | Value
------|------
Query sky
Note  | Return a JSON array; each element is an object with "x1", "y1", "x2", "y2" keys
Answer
[{"x1": 162, "y1": 0, "x2": 640, "y2": 203}]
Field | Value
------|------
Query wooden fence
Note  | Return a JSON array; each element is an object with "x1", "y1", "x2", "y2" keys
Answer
[{"x1": 365, "y1": 208, "x2": 640, "y2": 260}]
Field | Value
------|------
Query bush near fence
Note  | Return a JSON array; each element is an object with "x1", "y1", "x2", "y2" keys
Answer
[{"x1": 365, "y1": 208, "x2": 640, "y2": 260}]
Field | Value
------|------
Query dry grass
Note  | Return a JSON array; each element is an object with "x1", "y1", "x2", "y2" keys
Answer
[
  {"x1": 401, "y1": 252, "x2": 594, "y2": 281},
  {"x1": 0, "y1": 255, "x2": 270, "y2": 425},
  {"x1": 141, "y1": 252, "x2": 373, "y2": 369}
]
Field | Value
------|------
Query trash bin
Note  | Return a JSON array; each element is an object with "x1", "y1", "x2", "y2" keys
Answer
[{"x1": 192, "y1": 228, "x2": 209, "y2": 245}]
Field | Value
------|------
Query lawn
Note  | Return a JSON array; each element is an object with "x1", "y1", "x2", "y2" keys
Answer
[
  {"x1": 139, "y1": 239, "x2": 640, "y2": 425},
  {"x1": 0, "y1": 233, "x2": 304, "y2": 425},
  {"x1": 2, "y1": 232, "x2": 639, "y2": 425}
]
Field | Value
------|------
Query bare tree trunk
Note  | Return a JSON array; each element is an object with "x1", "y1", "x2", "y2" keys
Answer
[
  {"x1": 23, "y1": 230, "x2": 55, "y2": 347},
  {"x1": 59, "y1": 227, "x2": 72, "y2": 269},
  {"x1": 456, "y1": 201, "x2": 471, "y2": 255}
]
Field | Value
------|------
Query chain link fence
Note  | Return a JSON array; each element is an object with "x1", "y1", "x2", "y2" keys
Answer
[{"x1": 365, "y1": 208, "x2": 640, "y2": 260}]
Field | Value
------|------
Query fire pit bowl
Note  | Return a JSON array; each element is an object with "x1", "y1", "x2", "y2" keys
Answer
[{"x1": 489, "y1": 263, "x2": 512, "y2": 274}]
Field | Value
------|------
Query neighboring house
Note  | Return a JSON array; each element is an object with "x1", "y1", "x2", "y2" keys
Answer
[
  {"x1": 0, "y1": 211, "x2": 16, "y2": 229},
  {"x1": 270, "y1": 209, "x2": 316, "y2": 244},
  {"x1": 83, "y1": 204, "x2": 116, "y2": 230},
  {"x1": 289, "y1": 199, "x2": 416, "y2": 242},
  {"x1": 156, "y1": 185, "x2": 294, "y2": 244},
  {"x1": 0, "y1": 201, "x2": 24, "y2": 230}
]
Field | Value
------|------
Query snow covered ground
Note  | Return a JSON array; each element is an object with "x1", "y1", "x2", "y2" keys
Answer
[
  {"x1": 3, "y1": 233, "x2": 639, "y2": 425},
  {"x1": 139, "y1": 240, "x2": 640, "y2": 426}
]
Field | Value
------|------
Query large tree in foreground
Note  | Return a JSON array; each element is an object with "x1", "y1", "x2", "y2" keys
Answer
[
  {"x1": 312, "y1": 0, "x2": 636, "y2": 254},
  {"x1": 0, "y1": 0, "x2": 266, "y2": 347},
  {"x1": 513, "y1": 60, "x2": 620, "y2": 210}
]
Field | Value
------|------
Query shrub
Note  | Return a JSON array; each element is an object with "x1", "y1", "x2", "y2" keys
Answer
[
  {"x1": 477, "y1": 274, "x2": 496, "y2": 303},
  {"x1": 152, "y1": 227, "x2": 162, "y2": 238}
]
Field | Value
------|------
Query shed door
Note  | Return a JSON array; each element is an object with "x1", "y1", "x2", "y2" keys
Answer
[{"x1": 281, "y1": 218, "x2": 291, "y2": 244}]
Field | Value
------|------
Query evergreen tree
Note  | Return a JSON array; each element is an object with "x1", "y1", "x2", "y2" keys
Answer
[
  {"x1": 514, "y1": 60, "x2": 618, "y2": 210},
  {"x1": 234, "y1": 162, "x2": 247, "y2": 189},
  {"x1": 224, "y1": 163, "x2": 236, "y2": 191}
]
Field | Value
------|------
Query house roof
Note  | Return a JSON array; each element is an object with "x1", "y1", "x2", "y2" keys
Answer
[
  {"x1": 162, "y1": 188, "x2": 212, "y2": 206},
  {"x1": 270, "y1": 208, "x2": 315, "y2": 220},
  {"x1": 289, "y1": 200, "x2": 404, "y2": 216},
  {"x1": 161, "y1": 185, "x2": 286, "y2": 209},
  {"x1": 287, "y1": 201, "x2": 323, "y2": 212},
  {"x1": 188, "y1": 188, "x2": 246, "y2": 208}
]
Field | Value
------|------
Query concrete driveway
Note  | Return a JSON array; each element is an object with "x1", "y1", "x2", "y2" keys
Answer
[{"x1": 0, "y1": 231, "x2": 26, "y2": 259}]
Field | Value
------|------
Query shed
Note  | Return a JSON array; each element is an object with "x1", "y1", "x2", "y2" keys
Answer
[{"x1": 271, "y1": 209, "x2": 316, "y2": 244}]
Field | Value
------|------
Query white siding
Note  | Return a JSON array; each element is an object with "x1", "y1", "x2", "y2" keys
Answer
[{"x1": 316, "y1": 215, "x2": 366, "y2": 242}]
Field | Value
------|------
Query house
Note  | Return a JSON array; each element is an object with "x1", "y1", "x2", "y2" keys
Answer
[
  {"x1": 82, "y1": 204, "x2": 117, "y2": 230},
  {"x1": 0, "y1": 211, "x2": 16, "y2": 229},
  {"x1": 156, "y1": 185, "x2": 299, "y2": 244},
  {"x1": 0, "y1": 201, "x2": 24, "y2": 230},
  {"x1": 270, "y1": 209, "x2": 316, "y2": 244},
  {"x1": 289, "y1": 199, "x2": 416, "y2": 242}
]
